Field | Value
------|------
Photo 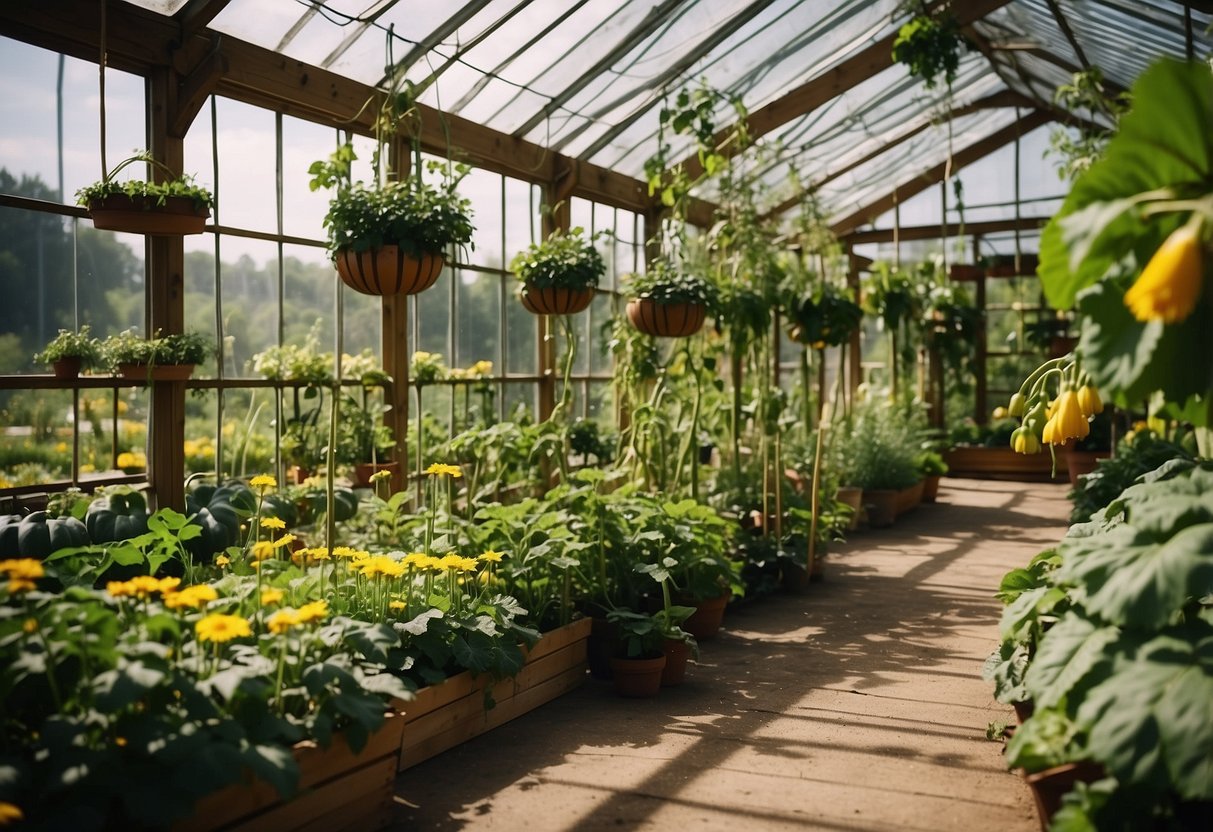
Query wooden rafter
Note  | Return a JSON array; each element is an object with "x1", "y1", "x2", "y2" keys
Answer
[
  {"x1": 676, "y1": 0, "x2": 1016, "y2": 182},
  {"x1": 761, "y1": 89, "x2": 1035, "y2": 221},
  {"x1": 841, "y1": 215, "x2": 1049, "y2": 245},
  {"x1": 174, "y1": 0, "x2": 231, "y2": 36},
  {"x1": 1043, "y1": 0, "x2": 1090, "y2": 71},
  {"x1": 829, "y1": 109, "x2": 1053, "y2": 237}
]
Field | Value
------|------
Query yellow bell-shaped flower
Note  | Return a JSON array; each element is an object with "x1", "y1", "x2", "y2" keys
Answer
[
  {"x1": 1077, "y1": 384, "x2": 1103, "y2": 417},
  {"x1": 1007, "y1": 392, "x2": 1026, "y2": 418},
  {"x1": 1124, "y1": 220, "x2": 1205, "y2": 323},
  {"x1": 1011, "y1": 426, "x2": 1041, "y2": 455},
  {"x1": 1041, "y1": 389, "x2": 1090, "y2": 445}
]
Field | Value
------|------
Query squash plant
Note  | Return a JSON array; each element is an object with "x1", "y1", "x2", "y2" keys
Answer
[{"x1": 85, "y1": 487, "x2": 150, "y2": 543}]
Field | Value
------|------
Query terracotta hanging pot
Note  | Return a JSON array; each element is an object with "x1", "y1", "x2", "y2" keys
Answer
[
  {"x1": 626, "y1": 298, "x2": 706, "y2": 337},
  {"x1": 334, "y1": 246, "x2": 444, "y2": 296},
  {"x1": 520, "y1": 285, "x2": 595, "y2": 315},
  {"x1": 87, "y1": 194, "x2": 209, "y2": 236}
]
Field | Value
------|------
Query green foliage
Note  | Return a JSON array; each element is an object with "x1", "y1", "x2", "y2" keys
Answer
[
  {"x1": 834, "y1": 398, "x2": 925, "y2": 491},
  {"x1": 1048, "y1": 67, "x2": 1132, "y2": 182},
  {"x1": 891, "y1": 9, "x2": 969, "y2": 90},
  {"x1": 509, "y1": 226, "x2": 605, "y2": 291},
  {"x1": 786, "y1": 283, "x2": 862, "y2": 347},
  {"x1": 1069, "y1": 431, "x2": 1194, "y2": 523},
  {"x1": 75, "y1": 150, "x2": 215, "y2": 212},
  {"x1": 309, "y1": 147, "x2": 473, "y2": 259},
  {"x1": 101, "y1": 329, "x2": 214, "y2": 368},
  {"x1": 32, "y1": 325, "x2": 103, "y2": 368},
  {"x1": 626, "y1": 261, "x2": 719, "y2": 308},
  {"x1": 1038, "y1": 59, "x2": 1213, "y2": 420}
]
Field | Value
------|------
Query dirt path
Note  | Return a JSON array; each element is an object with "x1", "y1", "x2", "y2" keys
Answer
[{"x1": 390, "y1": 478, "x2": 1072, "y2": 831}]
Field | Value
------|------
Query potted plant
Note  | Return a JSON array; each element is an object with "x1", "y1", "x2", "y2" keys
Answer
[
  {"x1": 917, "y1": 450, "x2": 949, "y2": 503},
  {"x1": 101, "y1": 329, "x2": 213, "y2": 381},
  {"x1": 604, "y1": 608, "x2": 667, "y2": 698},
  {"x1": 337, "y1": 393, "x2": 397, "y2": 487},
  {"x1": 836, "y1": 400, "x2": 924, "y2": 527},
  {"x1": 510, "y1": 226, "x2": 605, "y2": 315},
  {"x1": 786, "y1": 283, "x2": 862, "y2": 348},
  {"x1": 308, "y1": 87, "x2": 473, "y2": 296},
  {"x1": 624, "y1": 262, "x2": 717, "y2": 338},
  {"x1": 33, "y1": 326, "x2": 103, "y2": 378},
  {"x1": 76, "y1": 151, "x2": 213, "y2": 236}
]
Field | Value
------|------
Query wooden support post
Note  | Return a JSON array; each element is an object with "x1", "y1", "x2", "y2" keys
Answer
[
  {"x1": 846, "y1": 246, "x2": 862, "y2": 398},
  {"x1": 975, "y1": 255, "x2": 989, "y2": 426},
  {"x1": 382, "y1": 137, "x2": 411, "y2": 495}
]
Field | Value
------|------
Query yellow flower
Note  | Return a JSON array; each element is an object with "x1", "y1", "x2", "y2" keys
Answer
[
  {"x1": 0, "y1": 559, "x2": 44, "y2": 580},
  {"x1": 369, "y1": 469, "x2": 393, "y2": 483},
  {"x1": 22, "y1": 618, "x2": 38, "y2": 634},
  {"x1": 402, "y1": 552, "x2": 429, "y2": 568},
  {"x1": 332, "y1": 546, "x2": 361, "y2": 559},
  {"x1": 389, "y1": 600, "x2": 407, "y2": 611},
  {"x1": 296, "y1": 600, "x2": 329, "y2": 624},
  {"x1": 158, "y1": 577, "x2": 181, "y2": 594},
  {"x1": 107, "y1": 580, "x2": 133, "y2": 598},
  {"x1": 992, "y1": 406, "x2": 1008, "y2": 420},
  {"x1": 7, "y1": 578, "x2": 36, "y2": 594},
  {"x1": 126, "y1": 575, "x2": 165, "y2": 598},
  {"x1": 260, "y1": 587, "x2": 285, "y2": 606},
  {"x1": 457, "y1": 557, "x2": 480, "y2": 572},
  {"x1": 1124, "y1": 220, "x2": 1205, "y2": 323},
  {"x1": 307, "y1": 547, "x2": 332, "y2": 561},
  {"x1": 215, "y1": 555, "x2": 231, "y2": 567},
  {"x1": 438, "y1": 553, "x2": 464, "y2": 570},
  {"x1": 165, "y1": 584, "x2": 218, "y2": 609},
  {"x1": 250, "y1": 541, "x2": 276, "y2": 562},
  {"x1": 1041, "y1": 390, "x2": 1090, "y2": 445},
  {"x1": 249, "y1": 474, "x2": 277, "y2": 490},
  {"x1": 273, "y1": 533, "x2": 297, "y2": 550},
  {"x1": 1011, "y1": 427, "x2": 1041, "y2": 455},
  {"x1": 0, "y1": 802, "x2": 24, "y2": 824},
  {"x1": 1077, "y1": 385, "x2": 1104, "y2": 417},
  {"x1": 425, "y1": 462, "x2": 463, "y2": 478},
  {"x1": 260, "y1": 516, "x2": 286, "y2": 530},
  {"x1": 267, "y1": 608, "x2": 302, "y2": 634},
  {"x1": 478, "y1": 550, "x2": 503, "y2": 563},
  {"x1": 195, "y1": 613, "x2": 252, "y2": 643}
]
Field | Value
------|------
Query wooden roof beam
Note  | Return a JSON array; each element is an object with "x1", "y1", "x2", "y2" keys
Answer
[
  {"x1": 677, "y1": 0, "x2": 1015, "y2": 182},
  {"x1": 829, "y1": 108, "x2": 1053, "y2": 237},
  {"x1": 841, "y1": 215, "x2": 1049, "y2": 245},
  {"x1": 175, "y1": 0, "x2": 232, "y2": 37}
]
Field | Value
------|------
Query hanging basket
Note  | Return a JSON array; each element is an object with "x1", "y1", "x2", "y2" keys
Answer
[
  {"x1": 334, "y1": 246, "x2": 444, "y2": 296},
  {"x1": 87, "y1": 194, "x2": 209, "y2": 236},
  {"x1": 520, "y1": 285, "x2": 596, "y2": 315},
  {"x1": 626, "y1": 298, "x2": 706, "y2": 337}
]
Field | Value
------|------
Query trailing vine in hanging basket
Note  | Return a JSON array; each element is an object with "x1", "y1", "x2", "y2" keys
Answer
[{"x1": 891, "y1": 4, "x2": 971, "y2": 90}]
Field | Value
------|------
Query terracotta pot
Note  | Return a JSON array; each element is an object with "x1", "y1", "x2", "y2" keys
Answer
[
  {"x1": 520, "y1": 285, "x2": 595, "y2": 315},
  {"x1": 626, "y1": 298, "x2": 706, "y2": 337},
  {"x1": 922, "y1": 474, "x2": 941, "y2": 503},
  {"x1": 334, "y1": 246, "x2": 443, "y2": 296},
  {"x1": 1024, "y1": 761, "x2": 1105, "y2": 831},
  {"x1": 660, "y1": 638, "x2": 691, "y2": 687},
  {"x1": 836, "y1": 486, "x2": 863, "y2": 530},
  {"x1": 894, "y1": 480, "x2": 924, "y2": 516},
  {"x1": 681, "y1": 592, "x2": 729, "y2": 641},
  {"x1": 117, "y1": 363, "x2": 195, "y2": 381},
  {"x1": 1065, "y1": 449, "x2": 1107, "y2": 486},
  {"x1": 87, "y1": 193, "x2": 210, "y2": 235},
  {"x1": 51, "y1": 357, "x2": 82, "y2": 379},
  {"x1": 609, "y1": 655, "x2": 666, "y2": 698},
  {"x1": 352, "y1": 460, "x2": 400, "y2": 490},
  {"x1": 864, "y1": 489, "x2": 897, "y2": 528},
  {"x1": 288, "y1": 465, "x2": 314, "y2": 485}
]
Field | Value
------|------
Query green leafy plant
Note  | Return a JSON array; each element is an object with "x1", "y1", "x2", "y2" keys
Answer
[
  {"x1": 1068, "y1": 429, "x2": 1193, "y2": 523},
  {"x1": 510, "y1": 226, "x2": 605, "y2": 291},
  {"x1": 33, "y1": 326, "x2": 102, "y2": 369},
  {"x1": 101, "y1": 330, "x2": 214, "y2": 368},
  {"x1": 891, "y1": 6, "x2": 970, "y2": 90},
  {"x1": 786, "y1": 283, "x2": 862, "y2": 347},
  {"x1": 75, "y1": 150, "x2": 214, "y2": 212},
  {"x1": 835, "y1": 398, "x2": 925, "y2": 491},
  {"x1": 626, "y1": 262, "x2": 719, "y2": 308}
]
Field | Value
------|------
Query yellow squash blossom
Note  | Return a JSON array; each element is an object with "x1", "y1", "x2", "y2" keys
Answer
[
  {"x1": 195, "y1": 613, "x2": 252, "y2": 643},
  {"x1": 1124, "y1": 220, "x2": 1205, "y2": 323},
  {"x1": 1041, "y1": 390, "x2": 1090, "y2": 445},
  {"x1": 1077, "y1": 385, "x2": 1104, "y2": 417},
  {"x1": 1011, "y1": 427, "x2": 1041, "y2": 455},
  {"x1": 0, "y1": 559, "x2": 44, "y2": 580}
]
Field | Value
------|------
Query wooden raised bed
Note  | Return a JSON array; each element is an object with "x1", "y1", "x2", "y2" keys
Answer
[
  {"x1": 894, "y1": 480, "x2": 924, "y2": 516},
  {"x1": 395, "y1": 617, "x2": 591, "y2": 771},
  {"x1": 944, "y1": 446, "x2": 1066, "y2": 483},
  {"x1": 175, "y1": 713, "x2": 405, "y2": 832}
]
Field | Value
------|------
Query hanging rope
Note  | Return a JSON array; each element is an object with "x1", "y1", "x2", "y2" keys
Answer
[{"x1": 98, "y1": 0, "x2": 107, "y2": 179}]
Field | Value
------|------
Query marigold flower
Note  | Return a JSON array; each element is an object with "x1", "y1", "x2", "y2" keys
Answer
[
  {"x1": 215, "y1": 554, "x2": 231, "y2": 567},
  {"x1": 1041, "y1": 390, "x2": 1090, "y2": 445},
  {"x1": 1124, "y1": 220, "x2": 1205, "y2": 323},
  {"x1": 260, "y1": 516, "x2": 286, "y2": 530},
  {"x1": 1011, "y1": 427, "x2": 1041, "y2": 455},
  {"x1": 250, "y1": 474, "x2": 277, "y2": 490},
  {"x1": 0, "y1": 559, "x2": 44, "y2": 580},
  {"x1": 1076, "y1": 385, "x2": 1103, "y2": 417},
  {"x1": 250, "y1": 541, "x2": 276, "y2": 562},
  {"x1": 0, "y1": 802, "x2": 24, "y2": 824},
  {"x1": 425, "y1": 462, "x2": 463, "y2": 478},
  {"x1": 260, "y1": 587, "x2": 285, "y2": 606},
  {"x1": 195, "y1": 613, "x2": 252, "y2": 643},
  {"x1": 478, "y1": 550, "x2": 503, "y2": 563},
  {"x1": 267, "y1": 608, "x2": 302, "y2": 634},
  {"x1": 165, "y1": 584, "x2": 218, "y2": 609},
  {"x1": 296, "y1": 600, "x2": 329, "y2": 624},
  {"x1": 7, "y1": 579, "x2": 35, "y2": 594}
]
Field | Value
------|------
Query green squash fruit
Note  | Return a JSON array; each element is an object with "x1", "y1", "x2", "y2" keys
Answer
[
  {"x1": 85, "y1": 489, "x2": 150, "y2": 543},
  {"x1": 16, "y1": 511, "x2": 90, "y2": 559},
  {"x1": 0, "y1": 514, "x2": 23, "y2": 556}
]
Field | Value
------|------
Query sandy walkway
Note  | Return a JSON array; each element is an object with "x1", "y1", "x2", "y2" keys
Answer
[{"x1": 391, "y1": 478, "x2": 1072, "y2": 831}]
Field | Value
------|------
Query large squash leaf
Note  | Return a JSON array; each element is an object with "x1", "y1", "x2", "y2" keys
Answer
[
  {"x1": 1040, "y1": 59, "x2": 1213, "y2": 310},
  {"x1": 1025, "y1": 613, "x2": 1119, "y2": 709},
  {"x1": 1077, "y1": 626, "x2": 1213, "y2": 799}
]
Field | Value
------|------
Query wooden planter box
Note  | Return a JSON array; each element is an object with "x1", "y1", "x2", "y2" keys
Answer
[
  {"x1": 394, "y1": 617, "x2": 591, "y2": 771},
  {"x1": 174, "y1": 713, "x2": 405, "y2": 832},
  {"x1": 894, "y1": 480, "x2": 924, "y2": 516},
  {"x1": 944, "y1": 446, "x2": 1064, "y2": 483}
]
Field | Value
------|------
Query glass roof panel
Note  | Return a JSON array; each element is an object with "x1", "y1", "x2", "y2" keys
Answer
[{"x1": 122, "y1": 0, "x2": 191, "y2": 13}]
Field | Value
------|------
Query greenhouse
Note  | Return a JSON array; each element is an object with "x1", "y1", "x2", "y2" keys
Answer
[{"x1": 0, "y1": 0, "x2": 1211, "y2": 829}]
